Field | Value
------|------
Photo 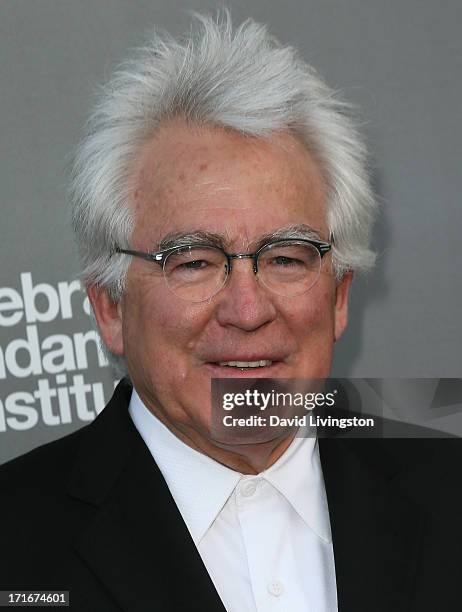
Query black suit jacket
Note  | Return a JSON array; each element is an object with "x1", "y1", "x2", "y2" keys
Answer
[{"x1": 1, "y1": 378, "x2": 461, "y2": 611}]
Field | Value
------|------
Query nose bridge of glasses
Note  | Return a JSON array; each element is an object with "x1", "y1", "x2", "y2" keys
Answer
[{"x1": 227, "y1": 253, "x2": 259, "y2": 275}]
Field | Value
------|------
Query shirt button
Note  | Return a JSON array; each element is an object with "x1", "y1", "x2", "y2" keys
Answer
[
  {"x1": 240, "y1": 480, "x2": 257, "y2": 497},
  {"x1": 268, "y1": 580, "x2": 284, "y2": 597}
]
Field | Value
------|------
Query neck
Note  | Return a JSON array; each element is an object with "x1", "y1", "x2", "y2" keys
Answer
[
  {"x1": 134, "y1": 387, "x2": 299, "y2": 473},
  {"x1": 140, "y1": 400, "x2": 295, "y2": 474},
  {"x1": 186, "y1": 431, "x2": 297, "y2": 474}
]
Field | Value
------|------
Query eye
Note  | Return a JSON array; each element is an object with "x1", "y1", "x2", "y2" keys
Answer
[
  {"x1": 272, "y1": 255, "x2": 302, "y2": 266},
  {"x1": 180, "y1": 259, "x2": 208, "y2": 270},
  {"x1": 164, "y1": 246, "x2": 225, "y2": 282}
]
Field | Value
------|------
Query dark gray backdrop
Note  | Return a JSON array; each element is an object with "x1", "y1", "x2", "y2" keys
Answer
[{"x1": 1, "y1": 0, "x2": 461, "y2": 464}]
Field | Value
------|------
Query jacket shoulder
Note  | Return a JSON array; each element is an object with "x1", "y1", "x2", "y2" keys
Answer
[
  {"x1": 0, "y1": 426, "x2": 90, "y2": 494},
  {"x1": 0, "y1": 378, "x2": 133, "y2": 498}
]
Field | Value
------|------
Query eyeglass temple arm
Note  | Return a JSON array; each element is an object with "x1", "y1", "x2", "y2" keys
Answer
[{"x1": 114, "y1": 247, "x2": 164, "y2": 265}]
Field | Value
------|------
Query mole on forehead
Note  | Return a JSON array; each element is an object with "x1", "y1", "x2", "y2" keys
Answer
[{"x1": 134, "y1": 126, "x2": 312, "y2": 186}]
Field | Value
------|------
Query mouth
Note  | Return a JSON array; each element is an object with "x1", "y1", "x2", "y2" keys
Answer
[
  {"x1": 204, "y1": 358, "x2": 283, "y2": 377},
  {"x1": 218, "y1": 359, "x2": 272, "y2": 369}
]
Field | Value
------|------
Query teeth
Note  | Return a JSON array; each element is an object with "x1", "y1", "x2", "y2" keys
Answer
[{"x1": 218, "y1": 360, "x2": 272, "y2": 368}]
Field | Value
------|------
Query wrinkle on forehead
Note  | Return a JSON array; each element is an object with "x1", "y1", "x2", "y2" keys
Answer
[
  {"x1": 129, "y1": 121, "x2": 328, "y2": 250},
  {"x1": 131, "y1": 122, "x2": 323, "y2": 199}
]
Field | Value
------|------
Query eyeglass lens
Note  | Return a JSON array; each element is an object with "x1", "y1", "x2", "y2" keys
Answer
[{"x1": 163, "y1": 243, "x2": 322, "y2": 303}]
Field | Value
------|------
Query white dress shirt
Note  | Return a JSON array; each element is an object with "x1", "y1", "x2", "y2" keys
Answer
[{"x1": 129, "y1": 390, "x2": 338, "y2": 611}]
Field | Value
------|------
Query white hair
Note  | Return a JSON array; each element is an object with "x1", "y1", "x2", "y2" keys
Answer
[{"x1": 69, "y1": 12, "x2": 377, "y2": 373}]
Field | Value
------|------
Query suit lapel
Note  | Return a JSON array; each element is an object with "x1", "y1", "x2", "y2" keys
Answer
[
  {"x1": 319, "y1": 438, "x2": 424, "y2": 612},
  {"x1": 68, "y1": 380, "x2": 226, "y2": 612}
]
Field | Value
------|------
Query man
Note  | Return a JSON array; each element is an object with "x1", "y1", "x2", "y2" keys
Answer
[{"x1": 1, "y1": 14, "x2": 461, "y2": 612}]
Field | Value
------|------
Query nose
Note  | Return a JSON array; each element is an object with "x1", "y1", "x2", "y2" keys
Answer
[{"x1": 214, "y1": 259, "x2": 277, "y2": 331}]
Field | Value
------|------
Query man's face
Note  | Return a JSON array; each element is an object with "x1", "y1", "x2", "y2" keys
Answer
[{"x1": 92, "y1": 122, "x2": 351, "y2": 442}]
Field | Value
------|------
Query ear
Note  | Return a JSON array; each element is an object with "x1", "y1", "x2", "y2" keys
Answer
[
  {"x1": 334, "y1": 271, "x2": 353, "y2": 342},
  {"x1": 87, "y1": 285, "x2": 124, "y2": 356}
]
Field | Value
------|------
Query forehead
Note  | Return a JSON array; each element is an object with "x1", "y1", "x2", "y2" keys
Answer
[{"x1": 130, "y1": 121, "x2": 328, "y2": 247}]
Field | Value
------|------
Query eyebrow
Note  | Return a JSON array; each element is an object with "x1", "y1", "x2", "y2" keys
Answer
[
  {"x1": 254, "y1": 224, "x2": 325, "y2": 249},
  {"x1": 157, "y1": 231, "x2": 226, "y2": 251},
  {"x1": 155, "y1": 224, "x2": 326, "y2": 252}
]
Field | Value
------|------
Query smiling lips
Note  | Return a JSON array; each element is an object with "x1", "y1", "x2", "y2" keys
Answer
[{"x1": 218, "y1": 360, "x2": 272, "y2": 368}]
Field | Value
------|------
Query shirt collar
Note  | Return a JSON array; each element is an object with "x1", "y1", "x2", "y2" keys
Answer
[
  {"x1": 261, "y1": 434, "x2": 332, "y2": 542},
  {"x1": 129, "y1": 389, "x2": 331, "y2": 545},
  {"x1": 129, "y1": 389, "x2": 241, "y2": 545}
]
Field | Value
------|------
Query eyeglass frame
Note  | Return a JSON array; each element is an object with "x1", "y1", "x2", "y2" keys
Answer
[
  {"x1": 115, "y1": 237, "x2": 332, "y2": 270},
  {"x1": 113, "y1": 237, "x2": 333, "y2": 298}
]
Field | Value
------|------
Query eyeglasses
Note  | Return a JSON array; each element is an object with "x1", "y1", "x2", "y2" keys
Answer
[{"x1": 115, "y1": 238, "x2": 332, "y2": 303}]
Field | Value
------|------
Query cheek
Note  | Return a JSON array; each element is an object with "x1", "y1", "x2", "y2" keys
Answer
[
  {"x1": 283, "y1": 285, "x2": 336, "y2": 370},
  {"x1": 285, "y1": 286, "x2": 335, "y2": 330},
  {"x1": 123, "y1": 290, "x2": 210, "y2": 369}
]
